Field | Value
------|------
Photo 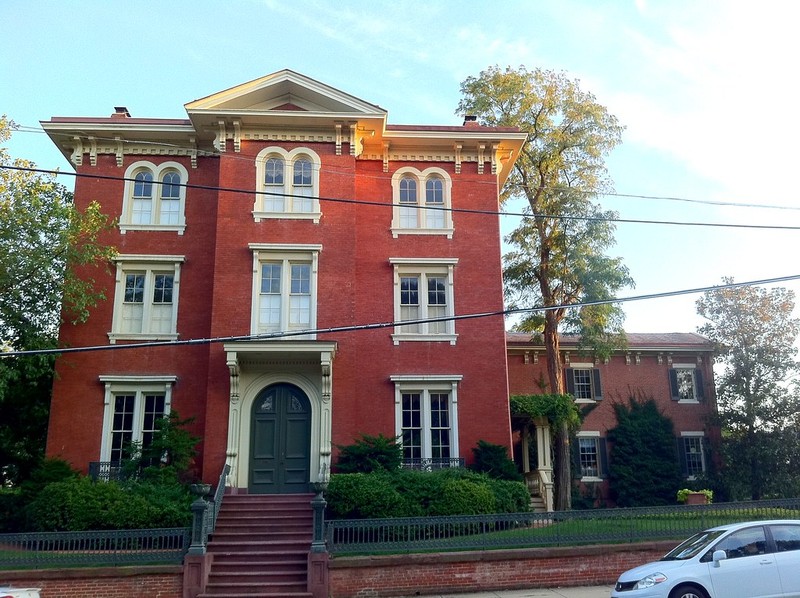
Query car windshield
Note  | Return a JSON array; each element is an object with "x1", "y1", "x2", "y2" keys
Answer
[{"x1": 661, "y1": 530, "x2": 727, "y2": 561}]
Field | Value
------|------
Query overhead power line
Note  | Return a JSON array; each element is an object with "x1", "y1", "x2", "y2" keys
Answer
[
  {"x1": 4, "y1": 164, "x2": 800, "y2": 232},
  {"x1": 4, "y1": 273, "x2": 800, "y2": 358},
  {"x1": 14, "y1": 122, "x2": 800, "y2": 212}
]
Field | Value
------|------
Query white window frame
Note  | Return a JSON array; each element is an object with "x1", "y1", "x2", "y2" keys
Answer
[
  {"x1": 120, "y1": 161, "x2": 188, "y2": 235},
  {"x1": 391, "y1": 375, "x2": 461, "y2": 466},
  {"x1": 680, "y1": 431, "x2": 707, "y2": 479},
  {"x1": 568, "y1": 363, "x2": 600, "y2": 403},
  {"x1": 98, "y1": 375, "x2": 176, "y2": 464},
  {"x1": 254, "y1": 146, "x2": 321, "y2": 222},
  {"x1": 108, "y1": 255, "x2": 184, "y2": 344},
  {"x1": 250, "y1": 243, "x2": 321, "y2": 340},
  {"x1": 576, "y1": 431, "x2": 603, "y2": 482},
  {"x1": 673, "y1": 364, "x2": 700, "y2": 403},
  {"x1": 391, "y1": 167, "x2": 454, "y2": 238},
  {"x1": 390, "y1": 258, "x2": 458, "y2": 345}
]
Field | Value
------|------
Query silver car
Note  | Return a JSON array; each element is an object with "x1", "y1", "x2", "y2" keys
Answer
[
  {"x1": 611, "y1": 520, "x2": 800, "y2": 598},
  {"x1": 0, "y1": 590, "x2": 40, "y2": 598}
]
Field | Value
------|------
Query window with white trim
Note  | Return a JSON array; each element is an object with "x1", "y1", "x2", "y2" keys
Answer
[
  {"x1": 250, "y1": 244, "x2": 320, "y2": 339},
  {"x1": 254, "y1": 147, "x2": 321, "y2": 221},
  {"x1": 390, "y1": 258, "x2": 457, "y2": 344},
  {"x1": 99, "y1": 376, "x2": 175, "y2": 465},
  {"x1": 680, "y1": 432, "x2": 707, "y2": 478},
  {"x1": 575, "y1": 432, "x2": 606, "y2": 480},
  {"x1": 670, "y1": 365, "x2": 704, "y2": 403},
  {"x1": 120, "y1": 161, "x2": 188, "y2": 234},
  {"x1": 109, "y1": 255, "x2": 183, "y2": 343},
  {"x1": 565, "y1": 365, "x2": 603, "y2": 402},
  {"x1": 391, "y1": 167, "x2": 453, "y2": 238},
  {"x1": 391, "y1": 375, "x2": 461, "y2": 468}
]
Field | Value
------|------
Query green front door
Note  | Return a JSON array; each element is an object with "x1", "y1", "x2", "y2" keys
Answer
[{"x1": 249, "y1": 383, "x2": 311, "y2": 494}]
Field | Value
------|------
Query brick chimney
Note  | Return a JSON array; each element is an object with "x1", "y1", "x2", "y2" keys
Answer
[
  {"x1": 111, "y1": 106, "x2": 131, "y2": 119},
  {"x1": 463, "y1": 115, "x2": 479, "y2": 127}
]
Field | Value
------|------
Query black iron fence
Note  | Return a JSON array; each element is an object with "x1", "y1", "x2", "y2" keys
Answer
[
  {"x1": 0, "y1": 527, "x2": 190, "y2": 569},
  {"x1": 325, "y1": 497, "x2": 800, "y2": 555}
]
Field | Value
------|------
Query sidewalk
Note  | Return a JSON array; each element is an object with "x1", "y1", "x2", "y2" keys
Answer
[{"x1": 420, "y1": 587, "x2": 613, "y2": 598}]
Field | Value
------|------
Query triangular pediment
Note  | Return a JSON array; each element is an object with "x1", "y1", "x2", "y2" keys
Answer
[{"x1": 185, "y1": 69, "x2": 386, "y2": 116}]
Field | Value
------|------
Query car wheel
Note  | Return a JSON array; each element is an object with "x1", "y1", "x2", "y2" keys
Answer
[{"x1": 669, "y1": 585, "x2": 709, "y2": 598}]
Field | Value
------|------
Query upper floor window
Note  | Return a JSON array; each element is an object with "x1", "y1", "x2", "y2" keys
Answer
[
  {"x1": 121, "y1": 161, "x2": 188, "y2": 234},
  {"x1": 250, "y1": 244, "x2": 321, "y2": 339},
  {"x1": 390, "y1": 258, "x2": 458, "y2": 345},
  {"x1": 391, "y1": 167, "x2": 453, "y2": 238},
  {"x1": 391, "y1": 375, "x2": 462, "y2": 470},
  {"x1": 565, "y1": 366, "x2": 603, "y2": 402},
  {"x1": 670, "y1": 365, "x2": 704, "y2": 403},
  {"x1": 254, "y1": 147, "x2": 321, "y2": 222},
  {"x1": 109, "y1": 255, "x2": 184, "y2": 344}
]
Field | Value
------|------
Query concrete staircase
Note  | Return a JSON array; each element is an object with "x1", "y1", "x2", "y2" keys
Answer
[
  {"x1": 199, "y1": 493, "x2": 314, "y2": 598},
  {"x1": 530, "y1": 494, "x2": 547, "y2": 513}
]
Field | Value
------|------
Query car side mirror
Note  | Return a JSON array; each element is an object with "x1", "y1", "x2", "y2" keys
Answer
[{"x1": 712, "y1": 549, "x2": 727, "y2": 567}]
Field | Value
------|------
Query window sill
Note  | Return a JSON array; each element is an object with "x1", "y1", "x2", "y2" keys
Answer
[
  {"x1": 119, "y1": 224, "x2": 186, "y2": 235},
  {"x1": 580, "y1": 476, "x2": 604, "y2": 483},
  {"x1": 574, "y1": 398, "x2": 597, "y2": 404},
  {"x1": 107, "y1": 332, "x2": 179, "y2": 345},
  {"x1": 391, "y1": 227, "x2": 454, "y2": 239},
  {"x1": 678, "y1": 399, "x2": 701, "y2": 405},
  {"x1": 253, "y1": 210, "x2": 321, "y2": 224},
  {"x1": 392, "y1": 333, "x2": 458, "y2": 346}
]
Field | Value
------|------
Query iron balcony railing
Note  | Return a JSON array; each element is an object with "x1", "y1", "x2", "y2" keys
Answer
[
  {"x1": 0, "y1": 527, "x2": 190, "y2": 569},
  {"x1": 88, "y1": 461, "x2": 126, "y2": 482},
  {"x1": 325, "y1": 497, "x2": 800, "y2": 555},
  {"x1": 401, "y1": 457, "x2": 465, "y2": 471}
]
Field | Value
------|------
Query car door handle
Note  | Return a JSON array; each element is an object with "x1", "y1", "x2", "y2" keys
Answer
[{"x1": 759, "y1": 559, "x2": 773, "y2": 565}]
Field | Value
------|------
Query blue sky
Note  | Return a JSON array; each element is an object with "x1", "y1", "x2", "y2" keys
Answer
[{"x1": 3, "y1": 0, "x2": 800, "y2": 334}]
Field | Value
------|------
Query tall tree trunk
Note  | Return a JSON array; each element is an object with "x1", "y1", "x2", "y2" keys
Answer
[{"x1": 544, "y1": 309, "x2": 572, "y2": 510}]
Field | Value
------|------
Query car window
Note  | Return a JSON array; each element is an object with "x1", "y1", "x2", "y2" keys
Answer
[
  {"x1": 770, "y1": 524, "x2": 800, "y2": 552},
  {"x1": 663, "y1": 530, "x2": 726, "y2": 561},
  {"x1": 712, "y1": 526, "x2": 768, "y2": 560}
]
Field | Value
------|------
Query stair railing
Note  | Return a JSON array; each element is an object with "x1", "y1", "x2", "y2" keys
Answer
[{"x1": 187, "y1": 463, "x2": 230, "y2": 555}]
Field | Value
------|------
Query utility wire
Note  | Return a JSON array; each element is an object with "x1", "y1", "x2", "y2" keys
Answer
[
  {"x1": 13, "y1": 122, "x2": 800, "y2": 212},
  {"x1": 4, "y1": 273, "x2": 800, "y2": 358},
  {"x1": 4, "y1": 164, "x2": 800, "y2": 231}
]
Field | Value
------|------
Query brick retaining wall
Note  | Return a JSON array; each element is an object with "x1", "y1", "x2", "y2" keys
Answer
[
  {"x1": 328, "y1": 542, "x2": 673, "y2": 598},
  {"x1": 0, "y1": 565, "x2": 182, "y2": 598}
]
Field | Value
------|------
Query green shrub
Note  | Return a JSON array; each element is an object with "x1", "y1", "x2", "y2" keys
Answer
[
  {"x1": 470, "y1": 440, "x2": 522, "y2": 481},
  {"x1": 486, "y1": 478, "x2": 531, "y2": 513},
  {"x1": 326, "y1": 473, "x2": 415, "y2": 519},
  {"x1": 428, "y1": 478, "x2": 496, "y2": 516},
  {"x1": 0, "y1": 489, "x2": 24, "y2": 532},
  {"x1": 335, "y1": 434, "x2": 402, "y2": 473},
  {"x1": 19, "y1": 457, "x2": 79, "y2": 503}
]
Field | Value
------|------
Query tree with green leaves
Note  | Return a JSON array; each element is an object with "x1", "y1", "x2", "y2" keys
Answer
[
  {"x1": 0, "y1": 116, "x2": 116, "y2": 485},
  {"x1": 457, "y1": 66, "x2": 632, "y2": 509},
  {"x1": 697, "y1": 278, "x2": 800, "y2": 499}
]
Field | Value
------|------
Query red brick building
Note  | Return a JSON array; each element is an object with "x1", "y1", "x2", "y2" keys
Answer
[
  {"x1": 507, "y1": 332, "x2": 718, "y2": 507},
  {"x1": 41, "y1": 70, "x2": 528, "y2": 491}
]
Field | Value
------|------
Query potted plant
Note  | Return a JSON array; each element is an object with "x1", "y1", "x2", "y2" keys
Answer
[{"x1": 677, "y1": 488, "x2": 713, "y2": 505}]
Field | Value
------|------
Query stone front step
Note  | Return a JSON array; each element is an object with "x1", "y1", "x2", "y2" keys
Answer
[{"x1": 200, "y1": 493, "x2": 314, "y2": 597}]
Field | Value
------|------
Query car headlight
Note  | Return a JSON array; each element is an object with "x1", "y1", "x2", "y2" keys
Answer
[{"x1": 634, "y1": 573, "x2": 668, "y2": 589}]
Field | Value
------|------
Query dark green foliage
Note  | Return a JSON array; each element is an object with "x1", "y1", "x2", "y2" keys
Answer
[
  {"x1": 470, "y1": 440, "x2": 523, "y2": 481},
  {"x1": 335, "y1": 433, "x2": 402, "y2": 473},
  {"x1": 510, "y1": 394, "x2": 581, "y2": 429},
  {"x1": 325, "y1": 473, "x2": 418, "y2": 519},
  {"x1": 25, "y1": 476, "x2": 192, "y2": 531},
  {"x1": 326, "y1": 468, "x2": 530, "y2": 519},
  {"x1": 123, "y1": 411, "x2": 200, "y2": 485},
  {"x1": 0, "y1": 489, "x2": 24, "y2": 532},
  {"x1": 428, "y1": 478, "x2": 496, "y2": 515},
  {"x1": 608, "y1": 396, "x2": 684, "y2": 507},
  {"x1": 18, "y1": 457, "x2": 79, "y2": 502}
]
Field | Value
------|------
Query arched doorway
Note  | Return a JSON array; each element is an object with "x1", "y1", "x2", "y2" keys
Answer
[{"x1": 249, "y1": 383, "x2": 311, "y2": 494}]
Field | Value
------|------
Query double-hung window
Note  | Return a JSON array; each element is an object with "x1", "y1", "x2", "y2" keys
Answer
[
  {"x1": 254, "y1": 147, "x2": 321, "y2": 221},
  {"x1": 565, "y1": 366, "x2": 603, "y2": 402},
  {"x1": 121, "y1": 161, "x2": 188, "y2": 234},
  {"x1": 670, "y1": 365, "x2": 704, "y2": 402},
  {"x1": 391, "y1": 167, "x2": 453, "y2": 238},
  {"x1": 679, "y1": 432, "x2": 707, "y2": 478},
  {"x1": 391, "y1": 375, "x2": 462, "y2": 469},
  {"x1": 250, "y1": 244, "x2": 320, "y2": 339},
  {"x1": 575, "y1": 432, "x2": 606, "y2": 480},
  {"x1": 391, "y1": 258, "x2": 457, "y2": 344},
  {"x1": 109, "y1": 255, "x2": 183, "y2": 343},
  {"x1": 98, "y1": 375, "x2": 176, "y2": 466}
]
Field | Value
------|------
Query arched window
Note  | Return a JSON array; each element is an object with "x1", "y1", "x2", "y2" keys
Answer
[
  {"x1": 121, "y1": 161, "x2": 188, "y2": 234},
  {"x1": 254, "y1": 147, "x2": 321, "y2": 222},
  {"x1": 391, "y1": 167, "x2": 453, "y2": 237}
]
